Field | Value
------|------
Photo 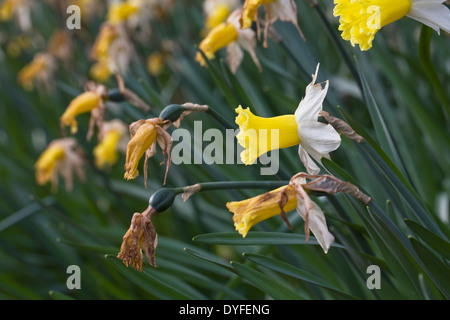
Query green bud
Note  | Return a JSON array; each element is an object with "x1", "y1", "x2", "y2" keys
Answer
[
  {"x1": 107, "y1": 88, "x2": 125, "y2": 102},
  {"x1": 148, "y1": 188, "x2": 178, "y2": 213},
  {"x1": 158, "y1": 104, "x2": 185, "y2": 122}
]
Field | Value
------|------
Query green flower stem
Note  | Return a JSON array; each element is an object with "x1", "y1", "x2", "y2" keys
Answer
[
  {"x1": 173, "y1": 180, "x2": 290, "y2": 195},
  {"x1": 418, "y1": 25, "x2": 449, "y2": 120},
  {"x1": 206, "y1": 106, "x2": 236, "y2": 129}
]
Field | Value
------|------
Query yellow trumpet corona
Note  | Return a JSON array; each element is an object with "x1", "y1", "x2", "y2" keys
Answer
[{"x1": 227, "y1": 186, "x2": 297, "y2": 237}]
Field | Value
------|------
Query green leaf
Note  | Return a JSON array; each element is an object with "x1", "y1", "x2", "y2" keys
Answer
[
  {"x1": 404, "y1": 219, "x2": 450, "y2": 260},
  {"x1": 57, "y1": 238, "x2": 118, "y2": 254},
  {"x1": 183, "y1": 248, "x2": 235, "y2": 273},
  {"x1": 193, "y1": 231, "x2": 345, "y2": 248},
  {"x1": 48, "y1": 291, "x2": 75, "y2": 300},
  {"x1": 243, "y1": 253, "x2": 358, "y2": 299},
  {"x1": 409, "y1": 237, "x2": 450, "y2": 298},
  {"x1": 230, "y1": 261, "x2": 305, "y2": 300},
  {"x1": 105, "y1": 254, "x2": 199, "y2": 300}
]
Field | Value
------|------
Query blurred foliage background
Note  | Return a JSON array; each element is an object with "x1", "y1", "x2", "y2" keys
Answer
[{"x1": 0, "y1": 0, "x2": 449, "y2": 300}]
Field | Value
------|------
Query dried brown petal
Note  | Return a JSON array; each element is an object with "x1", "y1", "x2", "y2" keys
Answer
[
  {"x1": 297, "y1": 173, "x2": 372, "y2": 205},
  {"x1": 319, "y1": 111, "x2": 364, "y2": 143}
]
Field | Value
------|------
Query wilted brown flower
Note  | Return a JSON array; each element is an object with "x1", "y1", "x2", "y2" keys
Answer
[{"x1": 117, "y1": 206, "x2": 158, "y2": 271}]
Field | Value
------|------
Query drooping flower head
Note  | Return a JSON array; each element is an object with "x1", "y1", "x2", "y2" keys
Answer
[
  {"x1": 35, "y1": 138, "x2": 85, "y2": 192},
  {"x1": 60, "y1": 82, "x2": 108, "y2": 140},
  {"x1": 124, "y1": 118, "x2": 172, "y2": 187},
  {"x1": 196, "y1": 9, "x2": 262, "y2": 73},
  {"x1": 226, "y1": 173, "x2": 371, "y2": 253},
  {"x1": 236, "y1": 64, "x2": 341, "y2": 175},
  {"x1": 333, "y1": 0, "x2": 450, "y2": 51},
  {"x1": 117, "y1": 206, "x2": 158, "y2": 271},
  {"x1": 17, "y1": 53, "x2": 56, "y2": 91},
  {"x1": 227, "y1": 186, "x2": 297, "y2": 237},
  {"x1": 240, "y1": 0, "x2": 304, "y2": 47}
]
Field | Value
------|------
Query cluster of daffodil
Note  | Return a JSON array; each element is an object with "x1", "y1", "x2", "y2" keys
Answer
[{"x1": 26, "y1": 0, "x2": 449, "y2": 272}]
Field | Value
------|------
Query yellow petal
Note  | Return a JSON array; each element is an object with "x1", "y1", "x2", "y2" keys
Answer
[{"x1": 196, "y1": 22, "x2": 238, "y2": 66}]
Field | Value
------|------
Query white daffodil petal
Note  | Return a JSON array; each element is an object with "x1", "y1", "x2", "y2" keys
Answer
[
  {"x1": 408, "y1": 0, "x2": 450, "y2": 34},
  {"x1": 297, "y1": 122, "x2": 341, "y2": 171},
  {"x1": 226, "y1": 41, "x2": 244, "y2": 74},
  {"x1": 295, "y1": 75, "x2": 329, "y2": 123},
  {"x1": 298, "y1": 144, "x2": 320, "y2": 175},
  {"x1": 296, "y1": 195, "x2": 335, "y2": 253}
]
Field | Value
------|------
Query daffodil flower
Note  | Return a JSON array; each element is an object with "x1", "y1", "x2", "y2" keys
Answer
[
  {"x1": 240, "y1": 0, "x2": 304, "y2": 47},
  {"x1": 34, "y1": 138, "x2": 85, "y2": 192},
  {"x1": 333, "y1": 0, "x2": 450, "y2": 51},
  {"x1": 235, "y1": 64, "x2": 341, "y2": 175},
  {"x1": 227, "y1": 173, "x2": 371, "y2": 253},
  {"x1": 107, "y1": 1, "x2": 139, "y2": 25},
  {"x1": 226, "y1": 176, "x2": 335, "y2": 253},
  {"x1": 17, "y1": 53, "x2": 55, "y2": 91},
  {"x1": 89, "y1": 23, "x2": 133, "y2": 80},
  {"x1": 93, "y1": 119, "x2": 128, "y2": 170},
  {"x1": 124, "y1": 118, "x2": 173, "y2": 187},
  {"x1": 117, "y1": 206, "x2": 158, "y2": 270},
  {"x1": 0, "y1": 0, "x2": 32, "y2": 31},
  {"x1": 196, "y1": 9, "x2": 262, "y2": 73},
  {"x1": 60, "y1": 82, "x2": 108, "y2": 140}
]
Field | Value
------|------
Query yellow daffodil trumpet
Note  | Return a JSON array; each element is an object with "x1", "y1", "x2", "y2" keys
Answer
[
  {"x1": 227, "y1": 186, "x2": 297, "y2": 237},
  {"x1": 333, "y1": 0, "x2": 450, "y2": 51}
]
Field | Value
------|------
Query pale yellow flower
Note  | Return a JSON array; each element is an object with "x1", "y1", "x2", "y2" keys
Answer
[
  {"x1": 93, "y1": 120, "x2": 128, "y2": 169},
  {"x1": 196, "y1": 9, "x2": 262, "y2": 73},
  {"x1": 60, "y1": 90, "x2": 105, "y2": 137},
  {"x1": 17, "y1": 53, "x2": 55, "y2": 91},
  {"x1": 35, "y1": 138, "x2": 85, "y2": 192}
]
